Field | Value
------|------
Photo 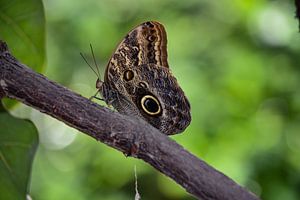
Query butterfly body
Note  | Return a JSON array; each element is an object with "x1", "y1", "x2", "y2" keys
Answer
[{"x1": 97, "y1": 21, "x2": 191, "y2": 135}]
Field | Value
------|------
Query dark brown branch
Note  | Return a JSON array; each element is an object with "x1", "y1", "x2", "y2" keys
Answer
[{"x1": 0, "y1": 41, "x2": 259, "y2": 200}]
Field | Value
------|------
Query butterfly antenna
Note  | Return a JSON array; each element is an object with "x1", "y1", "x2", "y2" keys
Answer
[
  {"x1": 90, "y1": 43, "x2": 101, "y2": 78},
  {"x1": 80, "y1": 52, "x2": 99, "y2": 78}
]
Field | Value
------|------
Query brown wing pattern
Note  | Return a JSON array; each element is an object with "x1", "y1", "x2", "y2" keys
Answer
[
  {"x1": 136, "y1": 21, "x2": 169, "y2": 68},
  {"x1": 105, "y1": 21, "x2": 169, "y2": 81},
  {"x1": 100, "y1": 21, "x2": 191, "y2": 135}
]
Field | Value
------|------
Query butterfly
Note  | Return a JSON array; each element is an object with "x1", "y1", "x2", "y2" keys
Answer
[{"x1": 91, "y1": 21, "x2": 191, "y2": 135}]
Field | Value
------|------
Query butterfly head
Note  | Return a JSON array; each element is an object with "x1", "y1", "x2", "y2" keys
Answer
[{"x1": 96, "y1": 78, "x2": 103, "y2": 90}]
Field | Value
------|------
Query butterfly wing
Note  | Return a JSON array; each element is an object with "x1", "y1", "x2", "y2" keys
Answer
[
  {"x1": 135, "y1": 21, "x2": 169, "y2": 68},
  {"x1": 100, "y1": 21, "x2": 191, "y2": 135},
  {"x1": 104, "y1": 21, "x2": 168, "y2": 81}
]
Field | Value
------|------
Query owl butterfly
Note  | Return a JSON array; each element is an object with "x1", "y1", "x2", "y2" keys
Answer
[{"x1": 94, "y1": 21, "x2": 191, "y2": 135}]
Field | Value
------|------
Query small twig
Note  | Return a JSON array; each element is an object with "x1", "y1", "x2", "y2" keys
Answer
[{"x1": 0, "y1": 40, "x2": 259, "y2": 200}]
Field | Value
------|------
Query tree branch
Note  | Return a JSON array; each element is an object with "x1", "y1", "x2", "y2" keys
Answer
[{"x1": 0, "y1": 40, "x2": 259, "y2": 200}]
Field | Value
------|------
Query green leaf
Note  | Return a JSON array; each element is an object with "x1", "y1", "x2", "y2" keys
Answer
[
  {"x1": 0, "y1": 104, "x2": 38, "y2": 199},
  {"x1": 0, "y1": 1, "x2": 43, "y2": 197},
  {"x1": 0, "y1": 0, "x2": 46, "y2": 70},
  {"x1": 0, "y1": 0, "x2": 46, "y2": 108}
]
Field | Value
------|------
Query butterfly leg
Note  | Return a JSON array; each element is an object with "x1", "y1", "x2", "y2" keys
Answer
[
  {"x1": 93, "y1": 96, "x2": 104, "y2": 101},
  {"x1": 89, "y1": 90, "x2": 104, "y2": 101}
]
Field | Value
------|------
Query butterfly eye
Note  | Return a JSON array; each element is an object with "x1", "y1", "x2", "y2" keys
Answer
[
  {"x1": 124, "y1": 70, "x2": 134, "y2": 81},
  {"x1": 140, "y1": 95, "x2": 161, "y2": 115}
]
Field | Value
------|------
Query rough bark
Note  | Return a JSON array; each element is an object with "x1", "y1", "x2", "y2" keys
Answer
[{"x1": 0, "y1": 41, "x2": 259, "y2": 200}]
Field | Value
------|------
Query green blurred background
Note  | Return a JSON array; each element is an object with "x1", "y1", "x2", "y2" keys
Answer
[{"x1": 9, "y1": 0, "x2": 300, "y2": 199}]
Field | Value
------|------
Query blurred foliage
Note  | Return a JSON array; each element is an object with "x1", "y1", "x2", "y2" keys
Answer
[
  {"x1": 5, "y1": 0, "x2": 300, "y2": 199},
  {"x1": 0, "y1": 103, "x2": 38, "y2": 199},
  {"x1": 0, "y1": 0, "x2": 42, "y2": 199},
  {"x1": 0, "y1": 0, "x2": 45, "y2": 69},
  {"x1": 0, "y1": 0, "x2": 46, "y2": 108}
]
